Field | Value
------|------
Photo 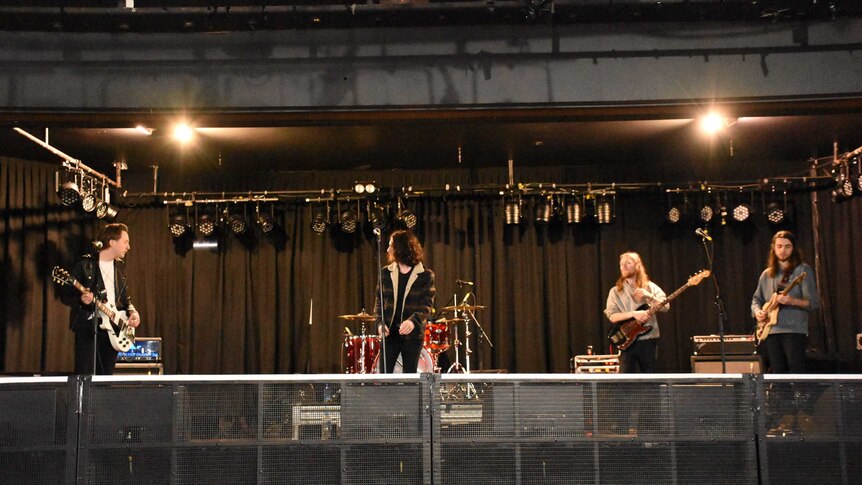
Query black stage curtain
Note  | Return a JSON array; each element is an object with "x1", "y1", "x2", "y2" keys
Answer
[{"x1": 2, "y1": 158, "x2": 860, "y2": 374}]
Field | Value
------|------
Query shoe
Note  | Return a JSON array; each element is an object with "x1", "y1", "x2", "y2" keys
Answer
[
  {"x1": 767, "y1": 414, "x2": 795, "y2": 436},
  {"x1": 796, "y1": 412, "x2": 814, "y2": 433}
]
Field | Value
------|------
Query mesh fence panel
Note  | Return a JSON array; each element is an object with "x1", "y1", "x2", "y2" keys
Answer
[
  {"x1": 4, "y1": 375, "x2": 861, "y2": 484},
  {"x1": 0, "y1": 380, "x2": 71, "y2": 485}
]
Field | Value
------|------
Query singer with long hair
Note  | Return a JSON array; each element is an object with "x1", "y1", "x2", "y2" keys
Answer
[
  {"x1": 60, "y1": 223, "x2": 141, "y2": 375},
  {"x1": 374, "y1": 230, "x2": 435, "y2": 373}
]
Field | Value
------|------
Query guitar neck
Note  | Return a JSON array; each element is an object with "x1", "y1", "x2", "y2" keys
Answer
[
  {"x1": 71, "y1": 280, "x2": 115, "y2": 321},
  {"x1": 646, "y1": 283, "x2": 689, "y2": 316}
]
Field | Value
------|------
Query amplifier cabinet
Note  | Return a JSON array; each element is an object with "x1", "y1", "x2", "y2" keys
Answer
[
  {"x1": 691, "y1": 355, "x2": 761, "y2": 374},
  {"x1": 692, "y1": 334, "x2": 757, "y2": 356},
  {"x1": 114, "y1": 363, "x2": 164, "y2": 375}
]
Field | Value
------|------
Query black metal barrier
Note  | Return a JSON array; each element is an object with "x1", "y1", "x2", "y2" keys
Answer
[{"x1": 1, "y1": 374, "x2": 860, "y2": 484}]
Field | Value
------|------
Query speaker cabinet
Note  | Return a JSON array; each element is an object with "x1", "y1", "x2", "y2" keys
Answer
[
  {"x1": 691, "y1": 355, "x2": 761, "y2": 373},
  {"x1": 114, "y1": 363, "x2": 164, "y2": 375}
]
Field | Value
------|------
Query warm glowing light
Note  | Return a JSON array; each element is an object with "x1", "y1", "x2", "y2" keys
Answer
[
  {"x1": 173, "y1": 123, "x2": 194, "y2": 143},
  {"x1": 700, "y1": 114, "x2": 724, "y2": 134},
  {"x1": 135, "y1": 125, "x2": 154, "y2": 136}
]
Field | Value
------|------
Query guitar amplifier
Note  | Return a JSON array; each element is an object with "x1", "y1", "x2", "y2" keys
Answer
[
  {"x1": 692, "y1": 334, "x2": 756, "y2": 356},
  {"x1": 117, "y1": 337, "x2": 162, "y2": 362}
]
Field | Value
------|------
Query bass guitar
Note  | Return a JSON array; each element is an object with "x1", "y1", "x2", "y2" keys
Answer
[
  {"x1": 607, "y1": 270, "x2": 710, "y2": 351},
  {"x1": 755, "y1": 272, "x2": 807, "y2": 344},
  {"x1": 52, "y1": 266, "x2": 136, "y2": 352}
]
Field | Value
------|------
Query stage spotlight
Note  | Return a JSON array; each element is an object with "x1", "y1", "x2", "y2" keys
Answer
[
  {"x1": 257, "y1": 213, "x2": 276, "y2": 235},
  {"x1": 311, "y1": 206, "x2": 329, "y2": 235},
  {"x1": 169, "y1": 214, "x2": 191, "y2": 238},
  {"x1": 832, "y1": 164, "x2": 854, "y2": 201},
  {"x1": 197, "y1": 213, "x2": 216, "y2": 237},
  {"x1": 534, "y1": 199, "x2": 551, "y2": 224},
  {"x1": 81, "y1": 192, "x2": 98, "y2": 213},
  {"x1": 504, "y1": 199, "x2": 521, "y2": 225},
  {"x1": 354, "y1": 182, "x2": 376, "y2": 194},
  {"x1": 173, "y1": 123, "x2": 194, "y2": 143},
  {"x1": 596, "y1": 198, "x2": 613, "y2": 224},
  {"x1": 369, "y1": 206, "x2": 387, "y2": 233},
  {"x1": 227, "y1": 214, "x2": 248, "y2": 235},
  {"x1": 667, "y1": 206, "x2": 683, "y2": 224},
  {"x1": 339, "y1": 209, "x2": 358, "y2": 234},
  {"x1": 699, "y1": 204, "x2": 715, "y2": 224},
  {"x1": 731, "y1": 203, "x2": 753, "y2": 223},
  {"x1": 766, "y1": 202, "x2": 787, "y2": 225},
  {"x1": 95, "y1": 202, "x2": 118, "y2": 220},
  {"x1": 397, "y1": 209, "x2": 418, "y2": 229},
  {"x1": 56, "y1": 172, "x2": 82, "y2": 207},
  {"x1": 565, "y1": 199, "x2": 583, "y2": 224}
]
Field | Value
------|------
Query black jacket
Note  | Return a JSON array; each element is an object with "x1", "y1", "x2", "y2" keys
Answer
[
  {"x1": 374, "y1": 262, "x2": 435, "y2": 340},
  {"x1": 60, "y1": 254, "x2": 135, "y2": 333}
]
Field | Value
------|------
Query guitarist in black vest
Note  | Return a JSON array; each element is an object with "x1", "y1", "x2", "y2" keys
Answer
[
  {"x1": 61, "y1": 223, "x2": 141, "y2": 375},
  {"x1": 604, "y1": 252, "x2": 669, "y2": 373}
]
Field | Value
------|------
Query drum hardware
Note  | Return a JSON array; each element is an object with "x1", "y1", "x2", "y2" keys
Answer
[
  {"x1": 337, "y1": 310, "x2": 378, "y2": 322},
  {"x1": 339, "y1": 309, "x2": 381, "y2": 374},
  {"x1": 442, "y1": 290, "x2": 493, "y2": 399},
  {"x1": 442, "y1": 303, "x2": 486, "y2": 312}
]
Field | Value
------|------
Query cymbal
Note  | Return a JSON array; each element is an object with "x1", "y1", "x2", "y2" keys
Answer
[
  {"x1": 441, "y1": 304, "x2": 486, "y2": 312},
  {"x1": 431, "y1": 317, "x2": 465, "y2": 324},
  {"x1": 337, "y1": 311, "x2": 378, "y2": 322}
]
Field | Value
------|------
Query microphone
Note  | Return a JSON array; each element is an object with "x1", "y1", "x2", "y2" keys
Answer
[
  {"x1": 695, "y1": 228, "x2": 712, "y2": 241},
  {"x1": 372, "y1": 227, "x2": 381, "y2": 236},
  {"x1": 456, "y1": 279, "x2": 474, "y2": 286}
]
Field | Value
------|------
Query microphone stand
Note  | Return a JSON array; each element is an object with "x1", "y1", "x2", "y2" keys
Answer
[
  {"x1": 700, "y1": 233, "x2": 728, "y2": 373},
  {"x1": 374, "y1": 230, "x2": 388, "y2": 373}
]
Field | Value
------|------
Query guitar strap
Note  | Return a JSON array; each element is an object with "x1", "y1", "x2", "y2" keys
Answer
[{"x1": 776, "y1": 270, "x2": 791, "y2": 293}]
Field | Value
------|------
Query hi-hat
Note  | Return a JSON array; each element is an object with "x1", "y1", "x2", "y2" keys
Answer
[
  {"x1": 432, "y1": 317, "x2": 465, "y2": 324},
  {"x1": 337, "y1": 311, "x2": 378, "y2": 322},
  {"x1": 441, "y1": 304, "x2": 486, "y2": 312}
]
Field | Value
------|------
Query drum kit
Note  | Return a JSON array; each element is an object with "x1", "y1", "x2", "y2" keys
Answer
[{"x1": 338, "y1": 299, "x2": 488, "y2": 376}]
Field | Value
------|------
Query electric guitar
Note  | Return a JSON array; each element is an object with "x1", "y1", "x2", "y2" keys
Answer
[
  {"x1": 52, "y1": 266, "x2": 136, "y2": 352},
  {"x1": 755, "y1": 272, "x2": 807, "y2": 344},
  {"x1": 607, "y1": 270, "x2": 710, "y2": 351}
]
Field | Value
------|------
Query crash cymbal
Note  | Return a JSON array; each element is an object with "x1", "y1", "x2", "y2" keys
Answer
[
  {"x1": 431, "y1": 317, "x2": 465, "y2": 324},
  {"x1": 441, "y1": 304, "x2": 486, "y2": 312},
  {"x1": 337, "y1": 311, "x2": 378, "y2": 322}
]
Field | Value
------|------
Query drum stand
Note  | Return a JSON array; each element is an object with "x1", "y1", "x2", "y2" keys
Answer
[{"x1": 445, "y1": 294, "x2": 479, "y2": 399}]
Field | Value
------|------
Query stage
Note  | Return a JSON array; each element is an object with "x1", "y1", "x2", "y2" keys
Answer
[{"x1": 1, "y1": 373, "x2": 860, "y2": 484}]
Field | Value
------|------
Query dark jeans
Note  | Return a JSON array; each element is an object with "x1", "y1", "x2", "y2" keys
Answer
[
  {"x1": 765, "y1": 333, "x2": 807, "y2": 374},
  {"x1": 619, "y1": 338, "x2": 658, "y2": 373},
  {"x1": 382, "y1": 336, "x2": 423, "y2": 373},
  {"x1": 74, "y1": 325, "x2": 118, "y2": 375}
]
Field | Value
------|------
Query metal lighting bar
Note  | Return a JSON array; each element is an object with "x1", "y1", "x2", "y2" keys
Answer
[{"x1": 14, "y1": 127, "x2": 122, "y2": 188}]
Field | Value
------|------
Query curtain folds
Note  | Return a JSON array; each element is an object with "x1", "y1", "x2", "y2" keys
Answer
[{"x1": 3, "y1": 157, "x2": 860, "y2": 374}]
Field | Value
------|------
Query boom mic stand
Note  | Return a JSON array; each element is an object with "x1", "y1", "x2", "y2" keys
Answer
[{"x1": 699, "y1": 229, "x2": 729, "y2": 373}]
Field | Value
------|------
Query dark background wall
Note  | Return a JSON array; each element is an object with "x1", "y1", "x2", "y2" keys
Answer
[
  {"x1": 1, "y1": 15, "x2": 861, "y2": 374},
  {"x1": 3, "y1": 157, "x2": 860, "y2": 375}
]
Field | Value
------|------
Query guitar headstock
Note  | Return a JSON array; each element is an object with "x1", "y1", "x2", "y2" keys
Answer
[
  {"x1": 688, "y1": 269, "x2": 711, "y2": 287},
  {"x1": 51, "y1": 266, "x2": 75, "y2": 287}
]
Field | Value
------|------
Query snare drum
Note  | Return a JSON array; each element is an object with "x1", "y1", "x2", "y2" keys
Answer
[
  {"x1": 423, "y1": 321, "x2": 450, "y2": 353},
  {"x1": 342, "y1": 335, "x2": 380, "y2": 374},
  {"x1": 373, "y1": 348, "x2": 435, "y2": 373}
]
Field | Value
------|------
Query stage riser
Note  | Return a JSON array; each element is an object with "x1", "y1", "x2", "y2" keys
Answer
[{"x1": 1, "y1": 375, "x2": 861, "y2": 485}]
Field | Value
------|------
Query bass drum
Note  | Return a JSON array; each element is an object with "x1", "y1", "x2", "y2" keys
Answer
[
  {"x1": 342, "y1": 335, "x2": 381, "y2": 374},
  {"x1": 373, "y1": 348, "x2": 435, "y2": 373}
]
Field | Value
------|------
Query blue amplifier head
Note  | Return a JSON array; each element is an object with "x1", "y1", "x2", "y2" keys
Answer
[{"x1": 116, "y1": 337, "x2": 162, "y2": 362}]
